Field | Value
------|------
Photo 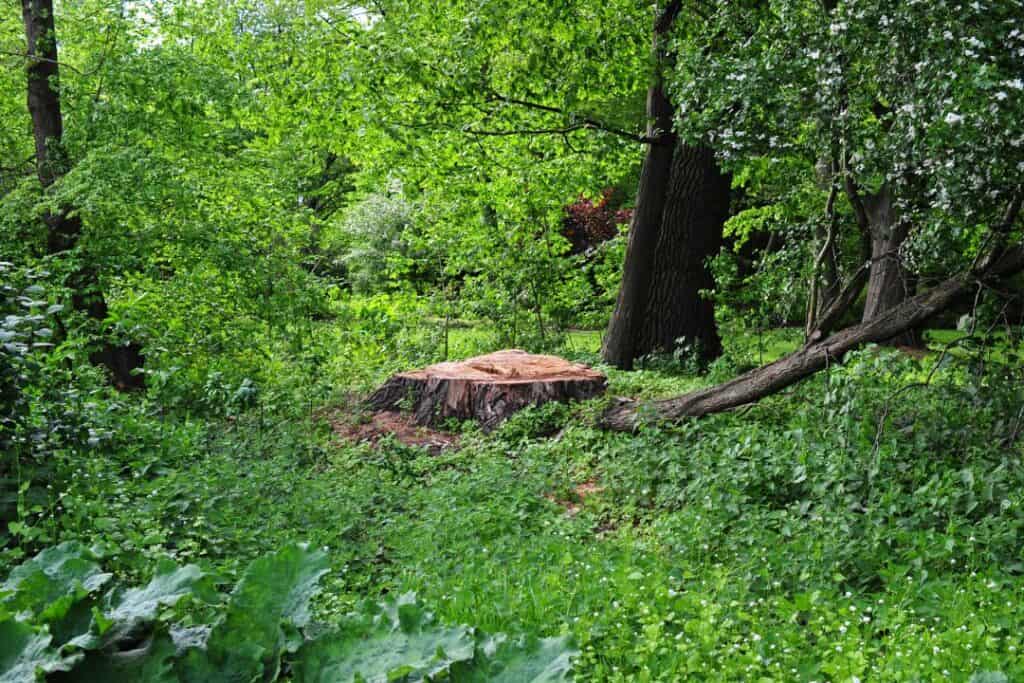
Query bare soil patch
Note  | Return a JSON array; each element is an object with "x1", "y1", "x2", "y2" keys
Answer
[
  {"x1": 545, "y1": 479, "x2": 606, "y2": 517},
  {"x1": 325, "y1": 407, "x2": 459, "y2": 454}
]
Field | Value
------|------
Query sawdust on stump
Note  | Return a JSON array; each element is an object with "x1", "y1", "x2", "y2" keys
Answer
[{"x1": 366, "y1": 349, "x2": 607, "y2": 429}]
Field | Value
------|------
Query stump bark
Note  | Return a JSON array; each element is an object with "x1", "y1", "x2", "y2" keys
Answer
[{"x1": 366, "y1": 350, "x2": 607, "y2": 429}]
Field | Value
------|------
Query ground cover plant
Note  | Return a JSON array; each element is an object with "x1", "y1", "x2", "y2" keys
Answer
[{"x1": 3, "y1": 0, "x2": 1024, "y2": 680}]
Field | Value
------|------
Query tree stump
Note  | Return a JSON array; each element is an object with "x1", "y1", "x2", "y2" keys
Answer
[{"x1": 366, "y1": 350, "x2": 607, "y2": 429}]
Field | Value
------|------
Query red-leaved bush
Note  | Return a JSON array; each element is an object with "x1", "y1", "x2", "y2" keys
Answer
[{"x1": 562, "y1": 188, "x2": 632, "y2": 255}]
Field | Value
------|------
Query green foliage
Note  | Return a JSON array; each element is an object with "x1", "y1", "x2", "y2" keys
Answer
[
  {"x1": 1, "y1": 542, "x2": 111, "y2": 627},
  {"x1": 5, "y1": 0, "x2": 1024, "y2": 680},
  {"x1": 673, "y1": 0, "x2": 1024, "y2": 273},
  {"x1": 327, "y1": 192, "x2": 422, "y2": 295},
  {"x1": 185, "y1": 543, "x2": 329, "y2": 681},
  {"x1": 0, "y1": 621, "x2": 70, "y2": 683},
  {"x1": 0, "y1": 543, "x2": 577, "y2": 682}
]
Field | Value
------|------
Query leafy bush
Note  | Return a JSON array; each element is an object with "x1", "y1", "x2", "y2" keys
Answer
[
  {"x1": 0, "y1": 263, "x2": 101, "y2": 549},
  {"x1": 326, "y1": 193, "x2": 422, "y2": 295}
]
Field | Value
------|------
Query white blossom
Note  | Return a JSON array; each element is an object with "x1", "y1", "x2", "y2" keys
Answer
[{"x1": 944, "y1": 112, "x2": 964, "y2": 125}]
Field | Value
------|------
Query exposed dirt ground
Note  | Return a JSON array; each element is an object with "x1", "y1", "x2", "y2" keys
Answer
[
  {"x1": 325, "y1": 407, "x2": 460, "y2": 454},
  {"x1": 545, "y1": 479, "x2": 605, "y2": 517}
]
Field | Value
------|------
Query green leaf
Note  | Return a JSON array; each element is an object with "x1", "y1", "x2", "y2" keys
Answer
[
  {"x1": 1, "y1": 542, "x2": 111, "y2": 621},
  {"x1": 453, "y1": 633, "x2": 577, "y2": 682},
  {"x1": 108, "y1": 560, "x2": 206, "y2": 623},
  {"x1": 1, "y1": 542, "x2": 111, "y2": 647},
  {"x1": 0, "y1": 619, "x2": 76, "y2": 682},
  {"x1": 181, "y1": 543, "x2": 329, "y2": 683},
  {"x1": 59, "y1": 633, "x2": 177, "y2": 683},
  {"x1": 69, "y1": 560, "x2": 209, "y2": 652},
  {"x1": 969, "y1": 673, "x2": 1009, "y2": 683},
  {"x1": 291, "y1": 592, "x2": 475, "y2": 683}
]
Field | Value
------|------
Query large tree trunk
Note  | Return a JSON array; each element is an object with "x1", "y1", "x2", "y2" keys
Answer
[
  {"x1": 22, "y1": 0, "x2": 64, "y2": 190},
  {"x1": 602, "y1": 0, "x2": 728, "y2": 369},
  {"x1": 862, "y1": 185, "x2": 921, "y2": 347},
  {"x1": 637, "y1": 143, "x2": 730, "y2": 361},
  {"x1": 22, "y1": 0, "x2": 144, "y2": 389},
  {"x1": 602, "y1": 245, "x2": 1024, "y2": 431},
  {"x1": 600, "y1": 85, "x2": 676, "y2": 369}
]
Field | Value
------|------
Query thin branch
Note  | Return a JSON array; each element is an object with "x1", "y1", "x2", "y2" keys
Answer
[
  {"x1": 973, "y1": 189, "x2": 1023, "y2": 272},
  {"x1": 486, "y1": 91, "x2": 654, "y2": 144},
  {"x1": 462, "y1": 124, "x2": 587, "y2": 137},
  {"x1": 809, "y1": 259, "x2": 869, "y2": 339},
  {"x1": 1, "y1": 50, "x2": 83, "y2": 75},
  {"x1": 809, "y1": 243, "x2": 907, "y2": 340},
  {"x1": 806, "y1": 182, "x2": 840, "y2": 336},
  {"x1": 841, "y1": 168, "x2": 870, "y2": 233}
]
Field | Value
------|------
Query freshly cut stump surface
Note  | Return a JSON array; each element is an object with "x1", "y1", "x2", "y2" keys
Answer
[{"x1": 366, "y1": 349, "x2": 607, "y2": 429}]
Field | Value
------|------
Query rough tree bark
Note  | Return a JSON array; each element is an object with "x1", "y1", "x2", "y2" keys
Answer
[
  {"x1": 861, "y1": 185, "x2": 921, "y2": 346},
  {"x1": 22, "y1": 0, "x2": 143, "y2": 389},
  {"x1": 602, "y1": 244, "x2": 1024, "y2": 431},
  {"x1": 638, "y1": 144, "x2": 730, "y2": 360},
  {"x1": 367, "y1": 350, "x2": 606, "y2": 430},
  {"x1": 602, "y1": 0, "x2": 729, "y2": 369},
  {"x1": 600, "y1": 3, "x2": 678, "y2": 370}
]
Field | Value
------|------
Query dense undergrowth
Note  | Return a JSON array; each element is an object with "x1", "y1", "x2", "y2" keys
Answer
[
  {"x1": 3, "y1": 278, "x2": 1024, "y2": 681},
  {"x1": 4, "y1": 0, "x2": 1024, "y2": 679}
]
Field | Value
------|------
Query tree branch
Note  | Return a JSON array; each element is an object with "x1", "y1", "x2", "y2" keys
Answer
[
  {"x1": 461, "y1": 123, "x2": 590, "y2": 137},
  {"x1": 1, "y1": 50, "x2": 83, "y2": 75},
  {"x1": 808, "y1": 259, "x2": 870, "y2": 338},
  {"x1": 485, "y1": 91, "x2": 654, "y2": 144},
  {"x1": 602, "y1": 242, "x2": 1024, "y2": 430}
]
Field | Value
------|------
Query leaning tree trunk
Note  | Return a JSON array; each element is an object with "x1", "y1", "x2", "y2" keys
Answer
[
  {"x1": 22, "y1": 0, "x2": 144, "y2": 389},
  {"x1": 601, "y1": 245, "x2": 1024, "y2": 431},
  {"x1": 637, "y1": 143, "x2": 730, "y2": 361},
  {"x1": 600, "y1": 76, "x2": 676, "y2": 369},
  {"x1": 602, "y1": 0, "x2": 728, "y2": 369},
  {"x1": 861, "y1": 186, "x2": 921, "y2": 347}
]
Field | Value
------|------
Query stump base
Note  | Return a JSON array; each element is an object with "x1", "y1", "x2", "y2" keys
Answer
[{"x1": 366, "y1": 349, "x2": 607, "y2": 429}]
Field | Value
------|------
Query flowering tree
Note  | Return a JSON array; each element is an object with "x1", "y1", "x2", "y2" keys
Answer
[
  {"x1": 672, "y1": 0, "x2": 1023, "y2": 339},
  {"x1": 561, "y1": 189, "x2": 632, "y2": 254},
  {"x1": 603, "y1": 0, "x2": 1024, "y2": 429}
]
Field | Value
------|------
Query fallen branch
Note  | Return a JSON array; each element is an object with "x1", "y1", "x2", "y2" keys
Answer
[{"x1": 602, "y1": 245, "x2": 1024, "y2": 431}]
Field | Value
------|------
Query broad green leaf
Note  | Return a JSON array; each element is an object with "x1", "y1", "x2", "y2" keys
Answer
[
  {"x1": 69, "y1": 560, "x2": 208, "y2": 652},
  {"x1": 0, "y1": 619, "x2": 76, "y2": 682},
  {"x1": 181, "y1": 543, "x2": 329, "y2": 683},
  {"x1": 453, "y1": 633, "x2": 577, "y2": 682},
  {"x1": 291, "y1": 593, "x2": 475, "y2": 683},
  {"x1": 1, "y1": 542, "x2": 111, "y2": 622},
  {"x1": 107, "y1": 560, "x2": 206, "y2": 623},
  {"x1": 54, "y1": 633, "x2": 177, "y2": 683}
]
